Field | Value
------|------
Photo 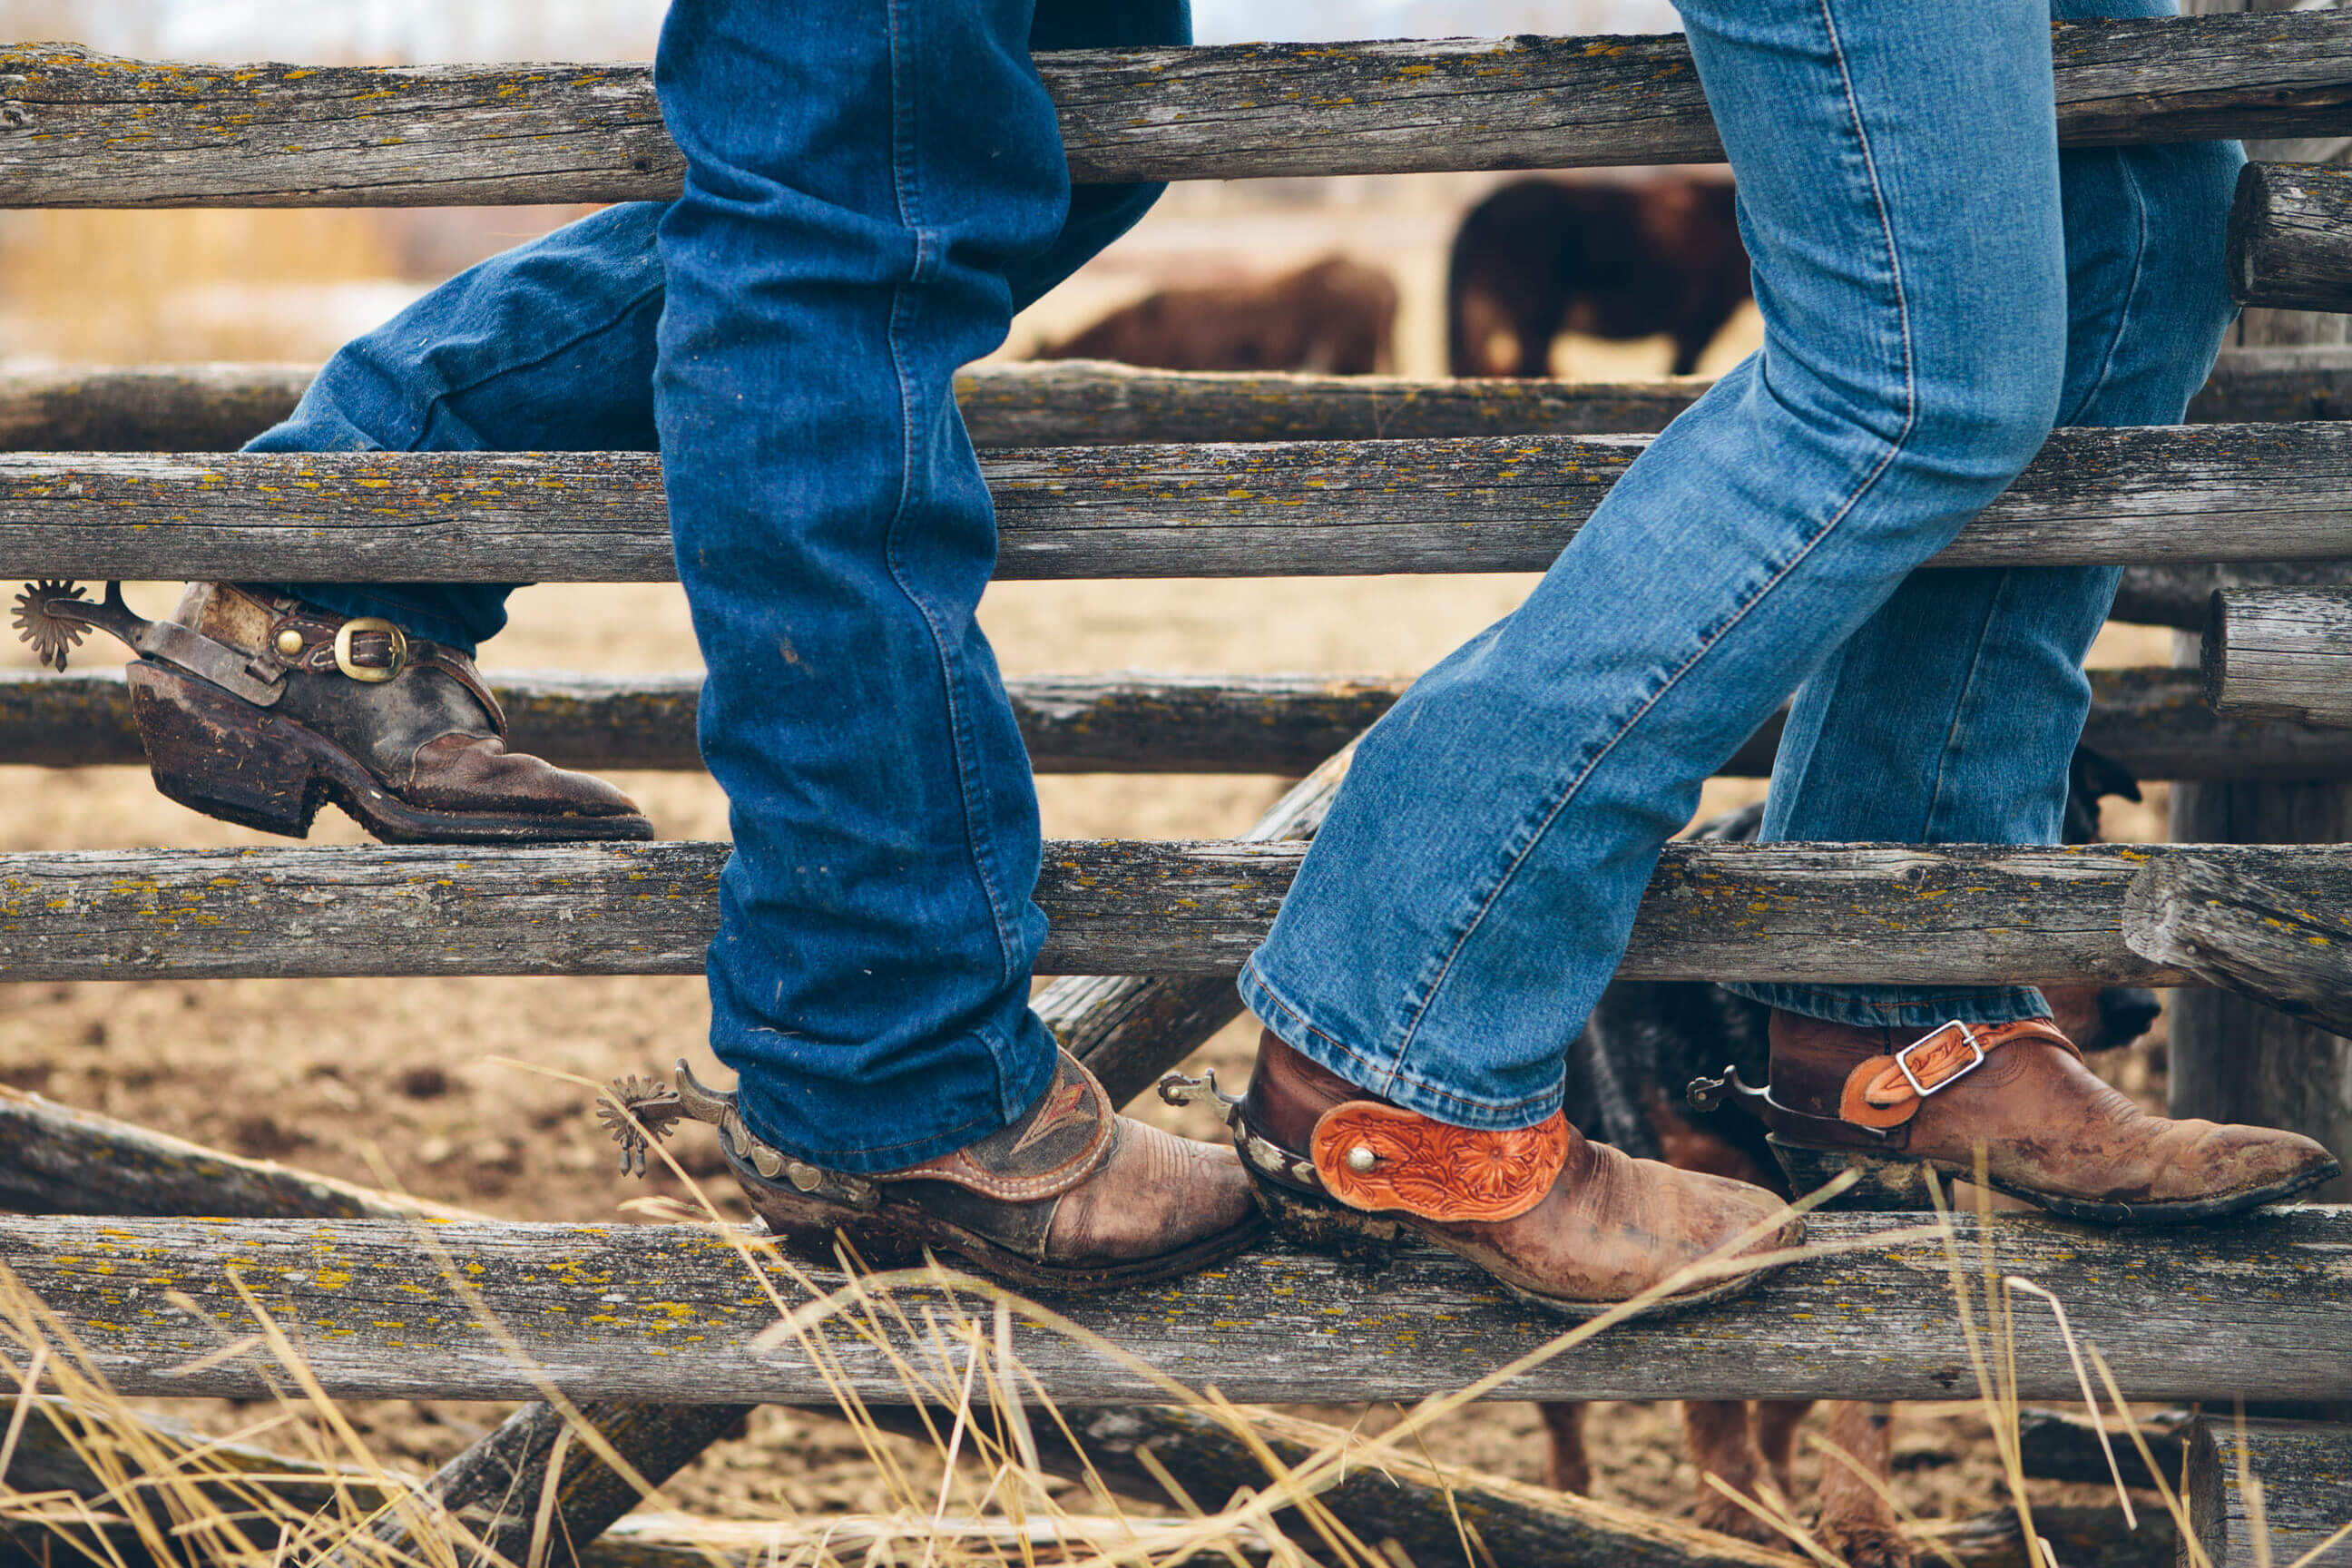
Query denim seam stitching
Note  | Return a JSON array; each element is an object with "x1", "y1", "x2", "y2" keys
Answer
[
  {"x1": 2063, "y1": 149, "x2": 2152, "y2": 430},
  {"x1": 875, "y1": 0, "x2": 1024, "y2": 994},
  {"x1": 1918, "y1": 575, "x2": 2010, "y2": 840},
  {"x1": 1378, "y1": 0, "x2": 1920, "y2": 1085}
]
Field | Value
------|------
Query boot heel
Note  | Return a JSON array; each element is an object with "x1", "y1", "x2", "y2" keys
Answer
[
  {"x1": 127, "y1": 662, "x2": 322, "y2": 838},
  {"x1": 1768, "y1": 1137, "x2": 1936, "y2": 1210},
  {"x1": 1245, "y1": 1167, "x2": 1406, "y2": 1268}
]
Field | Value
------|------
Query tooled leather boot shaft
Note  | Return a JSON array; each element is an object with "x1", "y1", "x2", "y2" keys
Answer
[{"x1": 1236, "y1": 1030, "x2": 1800, "y2": 1316}]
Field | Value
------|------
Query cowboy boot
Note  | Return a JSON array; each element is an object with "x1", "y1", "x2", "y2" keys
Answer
[
  {"x1": 1164, "y1": 1029, "x2": 1802, "y2": 1320},
  {"x1": 1721, "y1": 1011, "x2": 2338, "y2": 1222},
  {"x1": 15, "y1": 579, "x2": 650, "y2": 844},
  {"x1": 603, "y1": 1050, "x2": 1262, "y2": 1292}
]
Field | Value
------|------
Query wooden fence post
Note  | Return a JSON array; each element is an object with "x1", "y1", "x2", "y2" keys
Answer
[{"x1": 2174, "y1": 0, "x2": 2352, "y2": 1210}]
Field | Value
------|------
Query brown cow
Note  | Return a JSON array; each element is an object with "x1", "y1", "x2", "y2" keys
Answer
[
  {"x1": 1447, "y1": 178, "x2": 1750, "y2": 378},
  {"x1": 1035, "y1": 255, "x2": 1396, "y2": 375}
]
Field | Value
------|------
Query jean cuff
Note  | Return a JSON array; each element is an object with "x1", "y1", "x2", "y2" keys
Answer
[
  {"x1": 727, "y1": 1019, "x2": 1058, "y2": 1176},
  {"x1": 251, "y1": 583, "x2": 486, "y2": 656},
  {"x1": 1238, "y1": 958, "x2": 1565, "y2": 1132},
  {"x1": 1718, "y1": 981, "x2": 2053, "y2": 1031}
]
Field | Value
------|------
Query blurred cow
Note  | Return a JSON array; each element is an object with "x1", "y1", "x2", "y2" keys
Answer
[
  {"x1": 1448, "y1": 178, "x2": 1749, "y2": 378},
  {"x1": 1036, "y1": 255, "x2": 1396, "y2": 375}
]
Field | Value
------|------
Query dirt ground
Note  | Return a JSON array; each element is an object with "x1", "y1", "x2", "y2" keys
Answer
[{"x1": 0, "y1": 182, "x2": 2180, "y2": 1553}]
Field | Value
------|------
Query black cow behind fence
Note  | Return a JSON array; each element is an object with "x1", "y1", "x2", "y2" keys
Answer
[{"x1": 1448, "y1": 177, "x2": 1750, "y2": 378}]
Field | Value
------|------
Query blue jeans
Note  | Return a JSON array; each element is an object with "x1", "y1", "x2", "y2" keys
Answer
[
  {"x1": 247, "y1": 0, "x2": 2237, "y2": 1157},
  {"x1": 246, "y1": 0, "x2": 1187, "y2": 1171},
  {"x1": 1240, "y1": 0, "x2": 2239, "y2": 1131}
]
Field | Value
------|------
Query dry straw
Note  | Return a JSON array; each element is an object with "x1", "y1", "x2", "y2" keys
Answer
[{"x1": 0, "y1": 1085, "x2": 2329, "y2": 1568}]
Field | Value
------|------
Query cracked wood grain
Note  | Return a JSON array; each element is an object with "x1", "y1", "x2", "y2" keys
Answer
[
  {"x1": 7, "y1": 423, "x2": 2352, "y2": 583},
  {"x1": 2200, "y1": 584, "x2": 2352, "y2": 723},
  {"x1": 5, "y1": 838, "x2": 2349, "y2": 985},
  {"x1": 2123, "y1": 847, "x2": 2352, "y2": 1035},
  {"x1": 17, "y1": 665, "x2": 2352, "y2": 783},
  {"x1": 2182, "y1": 1417, "x2": 2352, "y2": 1567},
  {"x1": 0, "y1": 1209, "x2": 2344, "y2": 1406},
  {"x1": 2230, "y1": 161, "x2": 2352, "y2": 313},
  {"x1": 2, "y1": 18, "x2": 2350, "y2": 203}
]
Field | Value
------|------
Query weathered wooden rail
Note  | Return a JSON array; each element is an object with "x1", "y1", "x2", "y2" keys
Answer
[
  {"x1": 7, "y1": 423, "x2": 2352, "y2": 583},
  {"x1": 2231, "y1": 161, "x2": 2352, "y2": 314},
  {"x1": 2200, "y1": 583, "x2": 2352, "y2": 724},
  {"x1": 1, "y1": 1208, "x2": 2343, "y2": 1406},
  {"x1": 5, "y1": 347, "x2": 2347, "y2": 453},
  {"x1": 0, "y1": 350, "x2": 2335, "y2": 454},
  {"x1": 4, "y1": 15, "x2": 2350, "y2": 206},
  {"x1": 2181, "y1": 1417, "x2": 2352, "y2": 1566},
  {"x1": 16, "y1": 663, "x2": 2352, "y2": 783},
  {"x1": 7, "y1": 838, "x2": 2351, "y2": 985}
]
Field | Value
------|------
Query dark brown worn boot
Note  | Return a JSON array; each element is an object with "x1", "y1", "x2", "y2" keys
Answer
[
  {"x1": 15, "y1": 579, "x2": 650, "y2": 844},
  {"x1": 603, "y1": 1051, "x2": 1262, "y2": 1293},
  {"x1": 1727, "y1": 1011, "x2": 2339, "y2": 1222},
  {"x1": 1164, "y1": 1029, "x2": 1801, "y2": 1320}
]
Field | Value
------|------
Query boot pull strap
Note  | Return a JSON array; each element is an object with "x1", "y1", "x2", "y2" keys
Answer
[{"x1": 1839, "y1": 1018, "x2": 2075, "y2": 1131}]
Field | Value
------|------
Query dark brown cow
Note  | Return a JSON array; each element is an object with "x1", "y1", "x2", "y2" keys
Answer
[
  {"x1": 1035, "y1": 255, "x2": 1396, "y2": 375},
  {"x1": 1447, "y1": 178, "x2": 1750, "y2": 378}
]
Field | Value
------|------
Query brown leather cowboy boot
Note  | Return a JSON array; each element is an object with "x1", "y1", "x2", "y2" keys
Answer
[
  {"x1": 14, "y1": 579, "x2": 650, "y2": 843},
  {"x1": 603, "y1": 1050, "x2": 1261, "y2": 1292},
  {"x1": 1726, "y1": 1011, "x2": 2339, "y2": 1221},
  {"x1": 1164, "y1": 1029, "x2": 1802, "y2": 1319}
]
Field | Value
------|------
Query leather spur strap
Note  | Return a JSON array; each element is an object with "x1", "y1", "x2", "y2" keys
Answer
[
  {"x1": 1309, "y1": 1102, "x2": 1568, "y2": 1222},
  {"x1": 1838, "y1": 1018, "x2": 2075, "y2": 1130}
]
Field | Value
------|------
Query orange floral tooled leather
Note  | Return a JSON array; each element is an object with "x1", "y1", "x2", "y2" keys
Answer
[
  {"x1": 1309, "y1": 1102, "x2": 1569, "y2": 1222},
  {"x1": 1838, "y1": 1020, "x2": 2073, "y2": 1129}
]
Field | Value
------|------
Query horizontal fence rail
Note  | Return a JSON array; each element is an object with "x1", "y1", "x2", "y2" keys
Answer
[
  {"x1": 3, "y1": 347, "x2": 2347, "y2": 454},
  {"x1": 5, "y1": 15, "x2": 2352, "y2": 202},
  {"x1": 5, "y1": 839, "x2": 2348, "y2": 985},
  {"x1": 11, "y1": 664, "x2": 2352, "y2": 782},
  {"x1": 4, "y1": 1210, "x2": 2343, "y2": 1405},
  {"x1": 7, "y1": 423, "x2": 2352, "y2": 583}
]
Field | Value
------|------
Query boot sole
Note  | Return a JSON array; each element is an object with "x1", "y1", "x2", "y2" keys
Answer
[
  {"x1": 1245, "y1": 1165, "x2": 1800, "y2": 1322},
  {"x1": 1769, "y1": 1136, "x2": 2344, "y2": 1224},
  {"x1": 750, "y1": 1184, "x2": 1269, "y2": 1295},
  {"x1": 129, "y1": 662, "x2": 654, "y2": 846}
]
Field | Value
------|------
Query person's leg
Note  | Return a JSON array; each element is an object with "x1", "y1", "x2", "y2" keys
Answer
[
  {"x1": 1726, "y1": 0, "x2": 2329, "y2": 1219},
  {"x1": 251, "y1": 0, "x2": 1190, "y2": 655},
  {"x1": 82, "y1": 2, "x2": 1189, "y2": 847},
  {"x1": 69, "y1": 203, "x2": 665, "y2": 843},
  {"x1": 244, "y1": 201, "x2": 670, "y2": 652},
  {"x1": 1724, "y1": 0, "x2": 2242, "y2": 1034},
  {"x1": 625, "y1": 0, "x2": 1250, "y2": 1287},
  {"x1": 1229, "y1": 0, "x2": 2331, "y2": 1282}
]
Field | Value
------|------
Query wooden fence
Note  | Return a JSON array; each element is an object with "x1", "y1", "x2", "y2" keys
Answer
[{"x1": 5, "y1": 13, "x2": 2352, "y2": 1567}]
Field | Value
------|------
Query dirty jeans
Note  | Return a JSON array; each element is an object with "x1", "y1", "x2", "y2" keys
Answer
[
  {"x1": 1239, "y1": 0, "x2": 2239, "y2": 1130},
  {"x1": 248, "y1": 0, "x2": 1186, "y2": 1170}
]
